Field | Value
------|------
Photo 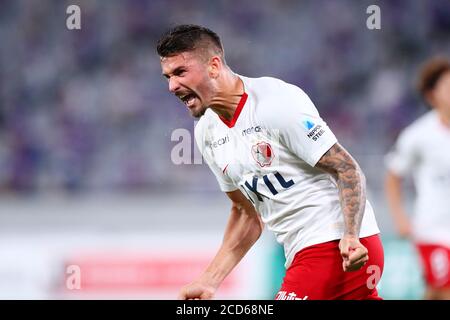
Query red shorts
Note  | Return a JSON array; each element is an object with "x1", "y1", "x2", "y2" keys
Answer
[
  {"x1": 275, "y1": 234, "x2": 384, "y2": 300},
  {"x1": 416, "y1": 243, "x2": 450, "y2": 289}
]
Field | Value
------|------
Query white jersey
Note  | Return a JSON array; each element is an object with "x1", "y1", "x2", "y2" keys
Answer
[
  {"x1": 195, "y1": 75, "x2": 380, "y2": 267},
  {"x1": 385, "y1": 111, "x2": 450, "y2": 246}
]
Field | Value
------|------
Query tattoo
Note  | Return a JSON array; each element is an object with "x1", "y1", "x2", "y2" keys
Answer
[{"x1": 315, "y1": 143, "x2": 366, "y2": 237}]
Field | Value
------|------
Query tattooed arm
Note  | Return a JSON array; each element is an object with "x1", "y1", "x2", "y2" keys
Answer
[
  {"x1": 315, "y1": 142, "x2": 369, "y2": 272},
  {"x1": 315, "y1": 142, "x2": 366, "y2": 237}
]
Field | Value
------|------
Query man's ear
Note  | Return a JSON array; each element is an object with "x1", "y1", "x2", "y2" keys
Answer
[{"x1": 208, "y1": 56, "x2": 221, "y2": 79}]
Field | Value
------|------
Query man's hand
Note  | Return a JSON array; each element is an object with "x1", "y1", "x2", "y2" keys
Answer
[
  {"x1": 339, "y1": 235, "x2": 369, "y2": 272},
  {"x1": 177, "y1": 190, "x2": 262, "y2": 300},
  {"x1": 178, "y1": 280, "x2": 216, "y2": 300}
]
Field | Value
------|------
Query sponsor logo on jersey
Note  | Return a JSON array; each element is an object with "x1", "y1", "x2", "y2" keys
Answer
[
  {"x1": 210, "y1": 134, "x2": 230, "y2": 148},
  {"x1": 275, "y1": 291, "x2": 308, "y2": 300},
  {"x1": 302, "y1": 119, "x2": 315, "y2": 131},
  {"x1": 242, "y1": 125, "x2": 262, "y2": 136},
  {"x1": 251, "y1": 142, "x2": 274, "y2": 167},
  {"x1": 241, "y1": 171, "x2": 295, "y2": 203},
  {"x1": 302, "y1": 118, "x2": 325, "y2": 141},
  {"x1": 307, "y1": 124, "x2": 325, "y2": 141}
]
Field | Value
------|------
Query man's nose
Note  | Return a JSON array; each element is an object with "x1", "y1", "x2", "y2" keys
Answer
[{"x1": 168, "y1": 77, "x2": 180, "y2": 93}]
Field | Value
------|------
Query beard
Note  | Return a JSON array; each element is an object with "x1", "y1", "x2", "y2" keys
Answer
[{"x1": 189, "y1": 103, "x2": 207, "y2": 118}]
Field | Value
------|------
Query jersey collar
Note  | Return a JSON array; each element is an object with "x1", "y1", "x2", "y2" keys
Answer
[{"x1": 218, "y1": 92, "x2": 248, "y2": 128}]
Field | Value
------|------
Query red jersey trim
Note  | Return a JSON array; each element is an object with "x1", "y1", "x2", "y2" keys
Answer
[
  {"x1": 219, "y1": 92, "x2": 248, "y2": 128},
  {"x1": 222, "y1": 164, "x2": 229, "y2": 174}
]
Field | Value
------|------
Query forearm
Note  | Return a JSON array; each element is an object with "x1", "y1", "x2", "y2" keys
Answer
[
  {"x1": 336, "y1": 165, "x2": 366, "y2": 237},
  {"x1": 315, "y1": 143, "x2": 367, "y2": 238},
  {"x1": 201, "y1": 205, "x2": 263, "y2": 288}
]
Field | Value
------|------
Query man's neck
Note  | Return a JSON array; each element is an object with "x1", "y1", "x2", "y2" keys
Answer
[{"x1": 209, "y1": 71, "x2": 245, "y2": 121}]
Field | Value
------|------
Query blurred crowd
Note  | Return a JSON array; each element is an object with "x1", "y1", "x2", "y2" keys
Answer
[{"x1": 0, "y1": 0, "x2": 449, "y2": 194}]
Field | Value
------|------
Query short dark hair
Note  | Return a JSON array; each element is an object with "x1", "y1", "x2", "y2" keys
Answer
[
  {"x1": 417, "y1": 56, "x2": 450, "y2": 98},
  {"x1": 156, "y1": 24, "x2": 224, "y2": 60}
]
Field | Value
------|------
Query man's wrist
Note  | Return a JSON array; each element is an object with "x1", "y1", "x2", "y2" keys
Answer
[
  {"x1": 199, "y1": 270, "x2": 224, "y2": 289},
  {"x1": 342, "y1": 232, "x2": 359, "y2": 240}
]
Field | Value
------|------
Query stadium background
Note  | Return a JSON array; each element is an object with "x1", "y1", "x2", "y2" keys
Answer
[{"x1": 0, "y1": 0, "x2": 448, "y2": 299}]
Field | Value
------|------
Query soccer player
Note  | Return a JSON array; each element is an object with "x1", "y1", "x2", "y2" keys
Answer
[
  {"x1": 385, "y1": 57, "x2": 450, "y2": 300},
  {"x1": 157, "y1": 24, "x2": 383, "y2": 300}
]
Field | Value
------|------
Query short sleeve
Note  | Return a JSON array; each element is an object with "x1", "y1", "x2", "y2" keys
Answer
[
  {"x1": 194, "y1": 121, "x2": 238, "y2": 192},
  {"x1": 264, "y1": 82, "x2": 337, "y2": 167},
  {"x1": 384, "y1": 127, "x2": 419, "y2": 176}
]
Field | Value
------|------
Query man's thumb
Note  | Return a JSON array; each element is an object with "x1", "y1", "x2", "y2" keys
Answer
[{"x1": 341, "y1": 245, "x2": 349, "y2": 259}]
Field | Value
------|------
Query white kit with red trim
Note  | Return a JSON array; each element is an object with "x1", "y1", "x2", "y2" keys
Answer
[
  {"x1": 195, "y1": 75, "x2": 380, "y2": 267},
  {"x1": 385, "y1": 110, "x2": 450, "y2": 246}
]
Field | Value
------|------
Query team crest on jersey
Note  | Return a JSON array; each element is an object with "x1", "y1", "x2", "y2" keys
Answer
[{"x1": 251, "y1": 142, "x2": 274, "y2": 167}]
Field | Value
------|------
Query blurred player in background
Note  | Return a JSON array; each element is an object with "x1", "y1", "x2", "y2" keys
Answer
[
  {"x1": 157, "y1": 24, "x2": 383, "y2": 300},
  {"x1": 385, "y1": 57, "x2": 450, "y2": 300}
]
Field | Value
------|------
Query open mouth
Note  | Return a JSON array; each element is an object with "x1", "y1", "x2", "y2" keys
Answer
[{"x1": 179, "y1": 93, "x2": 197, "y2": 108}]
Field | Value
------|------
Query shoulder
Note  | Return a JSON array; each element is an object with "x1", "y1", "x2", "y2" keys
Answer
[
  {"x1": 397, "y1": 111, "x2": 435, "y2": 142},
  {"x1": 243, "y1": 76, "x2": 319, "y2": 126},
  {"x1": 194, "y1": 109, "x2": 216, "y2": 150},
  {"x1": 242, "y1": 75, "x2": 302, "y2": 98}
]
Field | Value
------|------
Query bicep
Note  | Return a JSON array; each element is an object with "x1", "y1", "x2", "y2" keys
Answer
[
  {"x1": 226, "y1": 190, "x2": 256, "y2": 212},
  {"x1": 225, "y1": 190, "x2": 264, "y2": 232},
  {"x1": 226, "y1": 189, "x2": 262, "y2": 222},
  {"x1": 315, "y1": 143, "x2": 359, "y2": 176}
]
